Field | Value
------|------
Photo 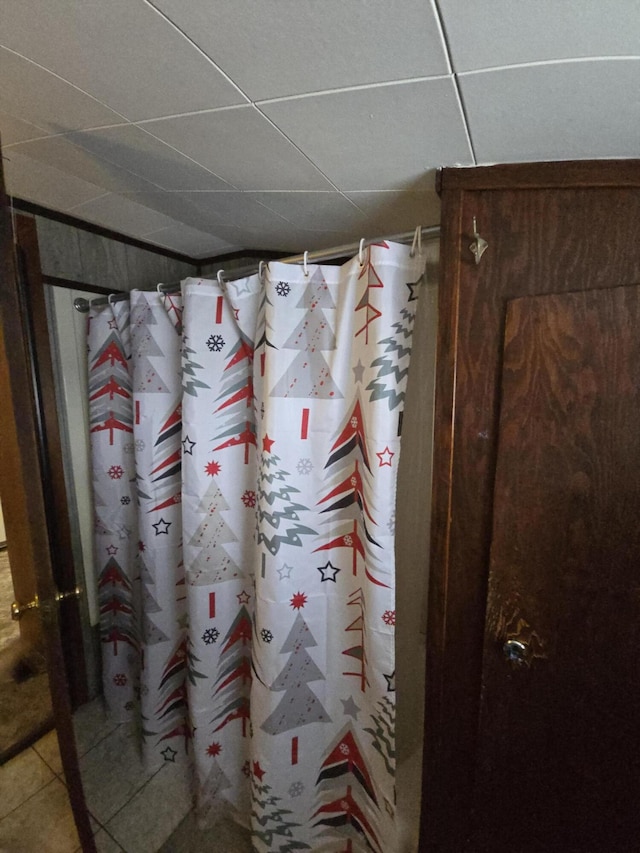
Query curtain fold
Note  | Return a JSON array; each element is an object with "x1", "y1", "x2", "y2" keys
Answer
[{"x1": 88, "y1": 241, "x2": 426, "y2": 851}]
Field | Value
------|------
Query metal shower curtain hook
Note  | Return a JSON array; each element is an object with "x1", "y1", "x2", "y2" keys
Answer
[
  {"x1": 470, "y1": 217, "x2": 488, "y2": 264},
  {"x1": 303, "y1": 251, "x2": 309, "y2": 277},
  {"x1": 358, "y1": 238, "x2": 366, "y2": 267},
  {"x1": 410, "y1": 225, "x2": 422, "y2": 258}
]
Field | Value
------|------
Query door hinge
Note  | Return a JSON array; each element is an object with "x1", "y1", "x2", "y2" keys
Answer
[{"x1": 11, "y1": 586, "x2": 82, "y2": 621}]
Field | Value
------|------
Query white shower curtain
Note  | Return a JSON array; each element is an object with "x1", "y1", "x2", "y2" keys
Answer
[{"x1": 88, "y1": 241, "x2": 426, "y2": 851}]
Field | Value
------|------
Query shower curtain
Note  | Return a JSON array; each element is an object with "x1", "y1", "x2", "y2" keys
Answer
[{"x1": 88, "y1": 241, "x2": 426, "y2": 851}]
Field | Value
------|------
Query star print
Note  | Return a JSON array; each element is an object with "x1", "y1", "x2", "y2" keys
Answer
[
  {"x1": 341, "y1": 696, "x2": 360, "y2": 719},
  {"x1": 290, "y1": 591, "x2": 307, "y2": 610},
  {"x1": 277, "y1": 563, "x2": 293, "y2": 580},
  {"x1": 384, "y1": 671, "x2": 396, "y2": 692},
  {"x1": 406, "y1": 280, "x2": 420, "y2": 302},
  {"x1": 233, "y1": 308, "x2": 240, "y2": 320},
  {"x1": 352, "y1": 360, "x2": 365, "y2": 383},
  {"x1": 152, "y1": 518, "x2": 171, "y2": 536},
  {"x1": 376, "y1": 446, "x2": 394, "y2": 467},
  {"x1": 106, "y1": 544, "x2": 118, "y2": 556},
  {"x1": 317, "y1": 561, "x2": 340, "y2": 582},
  {"x1": 182, "y1": 436, "x2": 195, "y2": 455},
  {"x1": 262, "y1": 434, "x2": 275, "y2": 453},
  {"x1": 108, "y1": 318, "x2": 118, "y2": 329},
  {"x1": 161, "y1": 746, "x2": 177, "y2": 763},
  {"x1": 252, "y1": 761, "x2": 266, "y2": 781},
  {"x1": 237, "y1": 590, "x2": 251, "y2": 605}
]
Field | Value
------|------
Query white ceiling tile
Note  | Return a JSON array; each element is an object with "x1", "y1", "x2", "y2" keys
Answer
[
  {"x1": 0, "y1": 110, "x2": 48, "y2": 146},
  {"x1": 174, "y1": 192, "x2": 292, "y2": 230},
  {"x1": 440, "y1": 1, "x2": 640, "y2": 73},
  {"x1": 143, "y1": 223, "x2": 240, "y2": 258},
  {"x1": 4, "y1": 150, "x2": 107, "y2": 210},
  {"x1": 0, "y1": 47, "x2": 124, "y2": 133},
  {"x1": 246, "y1": 192, "x2": 364, "y2": 232},
  {"x1": 346, "y1": 191, "x2": 441, "y2": 235},
  {"x1": 0, "y1": 0, "x2": 247, "y2": 121},
  {"x1": 460, "y1": 60, "x2": 640, "y2": 163},
  {"x1": 150, "y1": 0, "x2": 449, "y2": 100},
  {"x1": 8, "y1": 135, "x2": 161, "y2": 194},
  {"x1": 261, "y1": 79, "x2": 473, "y2": 191},
  {"x1": 67, "y1": 193, "x2": 181, "y2": 238},
  {"x1": 68, "y1": 125, "x2": 231, "y2": 191},
  {"x1": 143, "y1": 107, "x2": 333, "y2": 190}
]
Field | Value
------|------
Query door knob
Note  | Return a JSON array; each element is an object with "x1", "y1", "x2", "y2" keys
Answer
[{"x1": 503, "y1": 638, "x2": 529, "y2": 665}]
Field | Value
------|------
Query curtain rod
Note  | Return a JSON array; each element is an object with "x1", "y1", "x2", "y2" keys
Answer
[{"x1": 73, "y1": 225, "x2": 440, "y2": 312}]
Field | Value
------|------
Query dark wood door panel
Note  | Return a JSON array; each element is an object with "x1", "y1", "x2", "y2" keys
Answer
[
  {"x1": 422, "y1": 167, "x2": 640, "y2": 851},
  {"x1": 472, "y1": 285, "x2": 640, "y2": 851}
]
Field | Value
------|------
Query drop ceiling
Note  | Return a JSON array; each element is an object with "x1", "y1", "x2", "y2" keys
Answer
[{"x1": 1, "y1": 1, "x2": 637, "y2": 259}]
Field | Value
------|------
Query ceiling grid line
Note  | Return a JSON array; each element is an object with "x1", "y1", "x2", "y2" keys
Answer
[{"x1": 433, "y1": 0, "x2": 477, "y2": 166}]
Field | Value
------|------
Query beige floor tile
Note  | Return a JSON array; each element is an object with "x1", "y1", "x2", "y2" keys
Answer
[
  {"x1": 72, "y1": 698, "x2": 120, "y2": 758},
  {"x1": 93, "y1": 827, "x2": 126, "y2": 853},
  {"x1": 0, "y1": 746, "x2": 55, "y2": 820},
  {"x1": 79, "y1": 724, "x2": 151, "y2": 825},
  {"x1": 33, "y1": 729, "x2": 64, "y2": 776},
  {"x1": 0, "y1": 776, "x2": 80, "y2": 853},
  {"x1": 106, "y1": 756, "x2": 193, "y2": 853}
]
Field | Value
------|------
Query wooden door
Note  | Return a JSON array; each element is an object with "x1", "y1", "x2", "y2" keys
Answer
[
  {"x1": 1, "y1": 151, "x2": 95, "y2": 850},
  {"x1": 421, "y1": 161, "x2": 640, "y2": 852},
  {"x1": 474, "y1": 286, "x2": 640, "y2": 851}
]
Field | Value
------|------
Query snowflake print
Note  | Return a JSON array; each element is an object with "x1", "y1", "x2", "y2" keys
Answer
[
  {"x1": 242, "y1": 490, "x2": 256, "y2": 508},
  {"x1": 350, "y1": 416, "x2": 359, "y2": 428},
  {"x1": 124, "y1": 700, "x2": 134, "y2": 712},
  {"x1": 138, "y1": 540, "x2": 146, "y2": 552},
  {"x1": 339, "y1": 743, "x2": 350, "y2": 756},
  {"x1": 205, "y1": 460, "x2": 221, "y2": 477},
  {"x1": 261, "y1": 629, "x2": 273, "y2": 643},
  {"x1": 206, "y1": 334, "x2": 225, "y2": 352},
  {"x1": 108, "y1": 465, "x2": 124, "y2": 480},
  {"x1": 296, "y1": 458, "x2": 313, "y2": 475},
  {"x1": 135, "y1": 439, "x2": 145, "y2": 452},
  {"x1": 343, "y1": 534, "x2": 353, "y2": 547},
  {"x1": 382, "y1": 610, "x2": 396, "y2": 626},
  {"x1": 202, "y1": 627, "x2": 220, "y2": 645},
  {"x1": 289, "y1": 781, "x2": 304, "y2": 798},
  {"x1": 206, "y1": 742, "x2": 222, "y2": 757},
  {"x1": 123, "y1": 442, "x2": 135, "y2": 454},
  {"x1": 275, "y1": 281, "x2": 291, "y2": 297},
  {"x1": 242, "y1": 760, "x2": 251, "y2": 778},
  {"x1": 113, "y1": 673, "x2": 127, "y2": 687},
  {"x1": 290, "y1": 591, "x2": 307, "y2": 610},
  {"x1": 387, "y1": 510, "x2": 396, "y2": 534},
  {"x1": 120, "y1": 496, "x2": 131, "y2": 505}
]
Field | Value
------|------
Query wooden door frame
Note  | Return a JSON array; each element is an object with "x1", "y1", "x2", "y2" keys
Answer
[
  {"x1": 1, "y1": 164, "x2": 94, "y2": 847},
  {"x1": 420, "y1": 160, "x2": 640, "y2": 851}
]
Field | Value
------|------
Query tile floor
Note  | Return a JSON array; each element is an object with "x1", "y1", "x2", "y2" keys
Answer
[{"x1": 0, "y1": 697, "x2": 421, "y2": 852}]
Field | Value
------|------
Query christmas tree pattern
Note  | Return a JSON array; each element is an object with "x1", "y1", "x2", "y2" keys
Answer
[
  {"x1": 313, "y1": 724, "x2": 381, "y2": 852},
  {"x1": 198, "y1": 752, "x2": 233, "y2": 826},
  {"x1": 89, "y1": 331, "x2": 133, "y2": 445},
  {"x1": 342, "y1": 588, "x2": 369, "y2": 693},
  {"x1": 98, "y1": 554, "x2": 138, "y2": 655},
  {"x1": 182, "y1": 335, "x2": 210, "y2": 397},
  {"x1": 187, "y1": 478, "x2": 242, "y2": 583},
  {"x1": 138, "y1": 550, "x2": 168, "y2": 645},
  {"x1": 143, "y1": 402, "x2": 182, "y2": 513},
  {"x1": 366, "y1": 306, "x2": 416, "y2": 412},
  {"x1": 257, "y1": 442, "x2": 316, "y2": 557},
  {"x1": 151, "y1": 636, "x2": 194, "y2": 749},
  {"x1": 255, "y1": 283, "x2": 277, "y2": 354},
  {"x1": 251, "y1": 771, "x2": 311, "y2": 852},
  {"x1": 355, "y1": 243, "x2": 388, "y2": 345},
  {"x1": 363, "y1": 697, "x2": 395, "y2": 778},
  {"x1": 130, "y1": 298, "x2": 172, "y2": 394},
  {"x1": 261, "y1": 611, "x2": 331, "y2": 735},
  {"x1": 211, "y1": 604, "x2": 252, "y2": 737},
  {"x1": 315, "y1": 398, "x2": 388, "y2": 588},
  {"x1": 212, "y1": 333, "x2": 256, "y2": 465},
  {"x1": 270, "y1": 269, "x2": 343, "y2": 399}
]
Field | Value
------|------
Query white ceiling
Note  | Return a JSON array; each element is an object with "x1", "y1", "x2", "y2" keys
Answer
[{"x1": 1, "y1": 1, "x2": 637, "y2": 259}]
